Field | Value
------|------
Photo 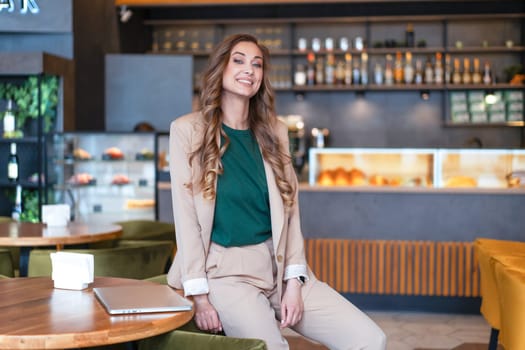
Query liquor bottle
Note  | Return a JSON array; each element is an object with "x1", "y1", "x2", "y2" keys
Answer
[
  {"x1": 483, "y1": 61, "x2": 492, "y2": 85},
  {"x1": 352, "y1": 55, "x2": 361, "y2": 85},
  {"x1": 335, "y1": 60, "x2": 345, "y2": 85},
  {"x1": 344, "y1": 53, "x2": 353, "y2": 85},
  {"x1": 393, "y1": 51, "x2": 403, "y2": 84},
  {"x1": 452, "y1": 58, "x2": 462, "y2": 84},
  {"x1": 3, "y1": 99, "x2": 15, "y2": 138},
  {"x1": 384, "y1": 54, "x2": 394, "y2": 85},
  {"x1": 472, "y1": 57, "x2": 482, "y2": 84},
  {"x1": 424, "y1": 56, "x2": 434, "y2": 84},
  {"x1": 374, "y1": 62, "x2": 384, "y2": 85},
  {"x1": 7, "y1": 142, "x2": 19, "y2": 182},
  {"x1": 306, "y1": 52, "x2": 316, "y2": 86},
  {"x1": 444, "y1": 54, "x2": 452, "y2": 84},
  {"x1": 360, "y1": 52, "x2": 369, "y2": 85},
  {"x1": 12, "y1": 185, "x2": 22, "y2": 221},
  {"x1": 315, "y1": 56, "x2": 325, "y2": 85},
  {"x1": 403, "y1": 52, "x2": 414, "y2": 84},
  {"x1": 414, "y1": 58, "x2": 424, "y2": 84},
  {"x1": 405, "y1": 23, "x2": 415, "y2": 47},
  {"x1": 462, "y1": 58, "x2": 472, "y2": 84},
  {"x1": 434, "y1": 52, "x2": 444, "y2": 84},
  {"x1": 325, "y1": 53, "x2": 335, "y2": 85}
]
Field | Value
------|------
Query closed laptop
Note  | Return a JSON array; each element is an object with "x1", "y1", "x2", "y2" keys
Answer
[{"x1": 94, "y1": 284, "x2": 193, "y2": 315}]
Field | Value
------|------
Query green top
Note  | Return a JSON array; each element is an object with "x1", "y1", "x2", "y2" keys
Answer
[{"x1": 211, "y1": 124, "x2": 272, "y2": 247}]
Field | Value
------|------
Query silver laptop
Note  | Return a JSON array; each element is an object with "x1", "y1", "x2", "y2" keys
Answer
[{"x1": 94, "y1": 284, "x2": 193, "y2": 315}]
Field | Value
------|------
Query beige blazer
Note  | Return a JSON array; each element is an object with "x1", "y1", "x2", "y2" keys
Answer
[{"x1": 166, "y1": 112, "x2": 310, "y2": 300}]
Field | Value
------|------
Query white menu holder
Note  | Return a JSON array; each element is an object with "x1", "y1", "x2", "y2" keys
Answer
[
  {"x1": 42, "y1": 204, "x2": 70, "y2": 227},
  {"x1": 51, "y1": 252, "x2": 94, "y2": 290}
]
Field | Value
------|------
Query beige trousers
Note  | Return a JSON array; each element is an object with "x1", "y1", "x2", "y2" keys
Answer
[{"x1": 206, "y1": 240, "x2": 386, "y2": 350}]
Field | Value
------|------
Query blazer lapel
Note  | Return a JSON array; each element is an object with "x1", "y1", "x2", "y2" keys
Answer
[{"x1": 263, "y1": 160, "x2": 284, "y2": 252}]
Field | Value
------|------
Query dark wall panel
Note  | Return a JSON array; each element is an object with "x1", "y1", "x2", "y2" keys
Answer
[
  {"x1": 0, "y1": 0, "x2": 72, "y2": 32},
  {"x1": 105, "y1": 54, "x2": 193, "y2": 132}
]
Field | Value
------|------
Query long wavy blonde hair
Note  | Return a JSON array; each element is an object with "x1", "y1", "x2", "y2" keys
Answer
[{"x1": 190, "y1": 33, "x2": 295, "y2": 208}]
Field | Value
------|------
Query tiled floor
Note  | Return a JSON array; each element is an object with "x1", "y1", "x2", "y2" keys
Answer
[{"x1": 284, "y1": 311, "x2": 493, "y2": 350}]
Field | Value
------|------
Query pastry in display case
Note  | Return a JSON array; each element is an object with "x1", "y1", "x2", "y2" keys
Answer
[
  {"x1": 309, "y1": 148, "x2": 435, "y2": 188},
  {"x1": 50, "y1": 132, "x2": 156, "y2": 224},
  {"x1": 437, "y1": 149, "x2": 525, "y2": 189},
  {"x1": 309, "y1": 148, "x2": 525, "y2": 190}
]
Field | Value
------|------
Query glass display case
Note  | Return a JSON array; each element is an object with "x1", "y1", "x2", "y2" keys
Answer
[
  {"x1": 50, "y1": 132, "x2": 156, "y2": 224},
  {"x1": 309, "y1": 147, "x2": 525, "y2": 190},
  {"x1": 437, "y1": 149, "x2": 525, "y2": 189}
]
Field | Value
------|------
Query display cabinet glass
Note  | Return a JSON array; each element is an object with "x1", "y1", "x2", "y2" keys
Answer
[
  {"x1": 437, "y1": 149, "x2": 525, "y2": 189},
  {"x1": 309, "y1": 147, "x2": 525, "y2": 190},
  {"x1": 308, "y1": 148, "x2": 436, "y2": 187},
  {"x1": 50, "y1": 132, "x2": 156, "y2": 224}
]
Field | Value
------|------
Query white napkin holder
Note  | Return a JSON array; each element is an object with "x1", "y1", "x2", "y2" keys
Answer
[
  {"x1": 42, "y1": 204, "x2": 70, "y2": 227},
  {"x1": 51, "y1": 252, "x2": 94, "y2": 290}
]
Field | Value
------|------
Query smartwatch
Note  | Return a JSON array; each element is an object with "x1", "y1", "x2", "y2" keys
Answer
[{"x1": 296, "y1": 276, "x2": 306, "y2": 285}]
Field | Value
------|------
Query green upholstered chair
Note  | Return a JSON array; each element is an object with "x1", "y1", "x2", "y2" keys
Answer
[
  {"x1": 116, "y1": 220, "x2": 175, "y2": 241},
  {"x1": 0, "y1": 249, "x2": 14, "y2": 278},
  {"x1": 137, "y1": 274, "x2": 268, "y2": 350},
  {"x1": 91, "y1": 220, "x2": 176, "y2": 251},
  {"x1": 27, "y1": 240, "x2": 173, "y2": 279},
  {"x1": 0, "y1": 217, "x2": 19, "y2": 274}
]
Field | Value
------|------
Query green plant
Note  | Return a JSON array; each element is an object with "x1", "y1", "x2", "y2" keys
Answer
[
  {"x1": 0, "y1": 76, "x2": 59, "y2": 133},
  {"x1": 19, "y1": 189, "x2": 39, "y2": 223}
]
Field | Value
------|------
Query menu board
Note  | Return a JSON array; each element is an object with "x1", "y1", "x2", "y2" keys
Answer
[{"x1": 450, "y1": 89, "x2": 523, "y2": 124}]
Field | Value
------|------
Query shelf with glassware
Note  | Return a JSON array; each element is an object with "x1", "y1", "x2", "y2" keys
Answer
[
  {"x1": 144, "y1": 14, "x2": 524, "y2": 107},
  {"x1": 50, "y1": 132, "x2": 157, "y2": 224},
  {"x1": 0, "y1": 52, "x2": 73, "y2": 222},
  {"x1": 308, "y1": 147, "x2": 525, "y2": 193}
]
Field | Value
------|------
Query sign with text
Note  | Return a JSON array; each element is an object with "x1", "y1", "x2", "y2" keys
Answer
[
  {"x1": 0, "y1": 0, "x2": 72, "y2": 32},
  {"x1": 0, "y1": 0, "x2": 40, "y2": 14}
]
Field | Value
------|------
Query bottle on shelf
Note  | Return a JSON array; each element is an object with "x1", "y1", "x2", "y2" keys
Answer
[
  {"x1": 335, "y1": 60, "x2": 345, "y2": 85},
  {"x1": 405, "y1": 23, "x2": 415, "y2": 47},
  {"x1": 384, "y1": 54, "x2": 394, "y2": 85},
  {"x1": 462, "y1": 58, "x2": 472, "y2": 84},
  {"x1": 414, "y1": 58, "x2": 423, "y2": 84},
  {"x1": 424, "y1": 56, "x2": 434, "y2": 84},
  {"x1": 403, "y1": 52, "x2": 414, "y2": 84},
  {"x1": 374, "y1": 62, "x2": 384, "y2": 85},
  {"x1": 344, "y1": 53, "x2": 353, "y2": 85},
  {"x1": 452, "y1": 58, "x2": 462, "y2": 84},
  {"x1": 444, "y1": 54, "x2": 452, "y2": 84},
  {"x1": 325, "y1": 53, "x2": 335, "y2": 85},
  {"x1": 315, "y1": 56, "x2": 325, "y2": 85},
  {"x1": 393, "y1": 51, "x2": 403, "y2": 84},
  {"x1": 472, "y1": 57, "x2": 482, "y2": 84},
  {"x1": 483, "y1": 61, "x2": 492, "y2": 85},
  {"x1": 306, "y1": 52, "x2": 316, "y2": 86},
  {"x1": 3, "y1": 99, "x2": 16, "y2": 139},
  {"x1": 434, "y1": 52, "x2": 444, "y2": 84},
  {"x1": 360, "y1": 52, "x2": 369, "y2": 85},
  {"x1": 352, "y1": 55, "x2": 361, "y2": 85},
  {"x1": 12, "y1": 185, "x2": 22, "y2": 221},
  {"x1": 7, "y1": 142, "x2": 19, "y2": 182},
  {"x1": 294, "y1": 63, "x2": 307, "y2": 86}
]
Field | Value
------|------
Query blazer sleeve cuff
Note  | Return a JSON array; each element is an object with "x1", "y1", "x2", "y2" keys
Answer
[
  {"x1": 283, "y1": 264, "x2": 309, "y2": 281},
  {"x1": 182, "y1": 278, "x2": 209, "y2": 296}
]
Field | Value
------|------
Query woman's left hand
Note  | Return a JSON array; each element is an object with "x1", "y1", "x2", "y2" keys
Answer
[{"x1": 280, "y1": 278, "x2": 304, "y2": 328}]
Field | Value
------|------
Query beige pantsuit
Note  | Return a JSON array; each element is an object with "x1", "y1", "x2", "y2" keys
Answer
[
  {"x1": 167, "y1": 113, "x2": 386, "y2": 350},
  {"x1": 206, "y1": 240, "x2": 386, "y2": 350}
]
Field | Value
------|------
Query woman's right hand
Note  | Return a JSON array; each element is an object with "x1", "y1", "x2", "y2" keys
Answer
[{"x1": 192, "y1": 294, "x2": 223, "y2": 333}]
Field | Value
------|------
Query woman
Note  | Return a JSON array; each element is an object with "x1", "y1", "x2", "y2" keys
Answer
[{"x1": 167, "y1": 33, "x2": 386, "y2": 350}]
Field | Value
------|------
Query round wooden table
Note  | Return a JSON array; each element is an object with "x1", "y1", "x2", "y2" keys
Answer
[
  {"x1": 0, "y1": 277, "x2": 194, "y2": 349},
  {"x1": 0, "y1": 222, "x2": 123, "y2": 276}
]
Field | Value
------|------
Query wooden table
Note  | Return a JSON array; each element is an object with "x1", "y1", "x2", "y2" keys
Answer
[
  {"x1": 0, "y1": 222, "x2": 123, "y2": 276},
  {"x1": 0, "y1": 277, "x2": 194, "y2": 349}
]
